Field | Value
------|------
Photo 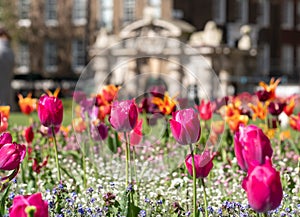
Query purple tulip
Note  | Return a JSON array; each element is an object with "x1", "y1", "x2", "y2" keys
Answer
[
  {"x1": 73, "y1": 91, "x2": 87, "y2": 104},
  {"x1": 255, "y1": 90, "x2": 271, "y2": 102},
  {"x1": 91, "y1": 122, "x2": 109, "y2": 141},
  {"x1": 9, "y1": 192, "x2": 49, "y2": 217},
  {"x1": 0, "y1": 142, "x2": 26, "y2": 170},
  {"x1": 170, "y1": 108, "x2": 201, "y2": 145},
  {"x1": 185, "y1": 151, "x2": 214, "y2": 178},
  {"x1": 268, "y1": 101, "x2": 286, "y2": 116},
  {"x1": 242, "y1": 157, "x2": 283, "y2": 213},
  {"x1": 234, "y1": 125, "x2": 273, "y2": 171},
  {"x1": 38, "y1": 95, "x2": 63, "y2": 127},
  {"x1": 109, "y1": 100, "x2": 138, "y2": 132}
]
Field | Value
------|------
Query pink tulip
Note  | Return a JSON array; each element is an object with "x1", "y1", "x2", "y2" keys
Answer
[
  {"x1": 242, "y1": 157, "x2": 283, "y2": 213},
  {"x1": 196, "y1": 99, "x2": 213, "y2": 120},
  {"x1": 109, "y1": 100, "x2": 138, "y2": 132},
  {"x1": 185, "y1": 151, "x2": 214, "y2": 178},
  {"x1": 0, "y1": 132, "x2": 12, "y2": 147},
  {"x1": 0, "y1": 142, "x2": 26, "y2": 170},
  {"x1": 9, "y1": 192, "x2": 49, "y2": 217},
  {"x1": 170, "y1": 108, "x2": 201, "y2": 145},
  {"x1": 130, "y1": 119, "x2": 143, "y2": 145},
  {"x1": 234, "y1": 125, "x2": 273, "y2": 171},
  {"x1": 38, "y1": 95, "x2": 63, "y2": 127}
]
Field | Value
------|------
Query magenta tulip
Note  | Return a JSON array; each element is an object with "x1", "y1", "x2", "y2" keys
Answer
[
  {"x1": 109, "y1": 100, "x2": 138, "y2": 132},
  {"x1": 196, "y1": 99, "x2": 213, "y2": 120},
  {"x1": 170, "y1": 108, "x2": 201, "y2": 145},
  {"x1": 234, "y1": 125, "x2": 273, "y2": 171},
  {"x1": 0, "y1": 132, "x2": 12, "y2": 147},
  {"x1": 38, "y1": 95, "x2": 63, "y2": 127},
  {"x1": 0, "y1": 142, "x2": 26, "y2": 170},
  {"x1": 130, "y1": 119, "x2": 143, "y2": 145},
  {"x1": 9, "y1": 192, "x2": 49, "y2": 217},
  {"x1": 185, "y1": 151, "x2": 214, "y2": 178},
  {"x1": 242, "y1": 157, "x2": 283, "y2": 213}
]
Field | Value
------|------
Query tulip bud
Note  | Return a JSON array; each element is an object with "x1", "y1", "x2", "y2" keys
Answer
[
  {"x1": 38, "y1": 95, "x2": 63, "y2": 127},
  {"x1": 170, "y1": 108, "x2": 201, "y2": 145},
  {"x1": 185, "y1": 151, "x2": 214, "y2": 178},
  {"x1": 242, "y1": 157, "x2": 283, "y2": 213},
  {"x1": 109, "y1": 100, "x2": 138, "y2": 132},
  {"x1": 234, "y1": 125, "x2": 273, "y2": 171},
  {"x1": 0, "y1": 142, "x2": 26, "y2": 170},
  {"x1": 24, "y1": 126, "x2": 34, "y2": 143}
]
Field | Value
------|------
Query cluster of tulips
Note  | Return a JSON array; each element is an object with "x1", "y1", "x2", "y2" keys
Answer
[{"x1": 0, "y1": 76, "x2": 298, "y2": 217}]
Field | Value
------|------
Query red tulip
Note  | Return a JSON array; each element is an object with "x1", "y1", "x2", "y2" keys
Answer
[
  {"x1": 9, "y1": 192, "x2": 48, "y2": 217},
  {"x1": 0, "y1": 112, "x2": 8, "y2": 133},
  {"x1": 185, "y1": 151, "x2": 214, "y2": 178},
  {"x1": 234, "y1": 125, "x2": 273, "y2": 171},
  {"x1": 170, "y1": 108, "x2": 201, "y2": 145},
  {"x1": 24, "y1": 126, "x2": 34, "y2": 143},
  {"x1": 0, "y1": 142, "x2": 26, "y2": 170},
  {"x1": 242, "y1": 157, "x2": 283, "y2": 213},
  {"x1": 130, "y1": 119, "x2": 143, "y2": 145},
  {"x1": 196, "y1": 99, "x2": 213, "y2": 120},
  {"x1": 38, "y1": 95, "x2": 63, "y2": 127},
  {"x1": 109, "y1": 100, "x2": 138, "y2": 132}
]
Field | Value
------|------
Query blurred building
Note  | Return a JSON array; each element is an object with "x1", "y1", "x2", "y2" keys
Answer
[
  {"x1": 174, "y1": 0, "x2": 300, "y2": 83},
  {"x1": 4, "y1": 0, "x2": 300, "y2": 105}
]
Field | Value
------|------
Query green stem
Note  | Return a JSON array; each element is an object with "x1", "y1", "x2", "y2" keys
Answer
[
  {"x1": 124, "y1": 132, "x2": 130, "y2": 187},
  {"x1": 82, "y1": 145, "x2": 87, "y2": 189},
  {"x1": 200, "y1": 178, "x2": 208, "y2": 217},
  {"x1": 189, "y1": 144, "x2": 198, "y2": 217},
  {"x1": 52, "y1": 126, "x2": 61, "y2": 181},
  {"x1": 263, "y1": 213, "x2": 268, "y2": 217}
]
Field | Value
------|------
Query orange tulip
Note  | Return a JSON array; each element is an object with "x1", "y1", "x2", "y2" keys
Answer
[
  {"x1": 248, "y1": 101, "x2": 268, "y2": 120},
  {"x1": 259, "y1": 77, "x2": 281, "y2": 100},
  {"x1": 72, "y1": 117, "x2": 86, "y2": 133},
  {"x1": 290, "y1": 113, "x2": 300, "y2": 131},
  {"x1": 283, "y1": 97, "x2": 295, "y2": 116},
  {"x1": 152, "y1": 92, "x2": 177, "y2": 115},
  {"x1": 18, "y1": 93, "x2": 37, "y2": 115},
  {"x1": 0, "y1": 106, "x2": 10, "y2": 118},
  {"x1": 226, "y1": 113, "x2": 249, "y2": 132}
]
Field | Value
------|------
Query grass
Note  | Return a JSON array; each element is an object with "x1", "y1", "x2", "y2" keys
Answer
[{"x1": 9, "y1": 98, "x2": 74, "y2": 127}]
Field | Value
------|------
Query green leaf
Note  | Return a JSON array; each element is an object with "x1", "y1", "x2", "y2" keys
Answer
[
  {"x1": 108, "y1": 135, "x2": 117, "y2": 153},
  {"x1": 0, "y1": 183, "x2": 11, "y2": 216}
]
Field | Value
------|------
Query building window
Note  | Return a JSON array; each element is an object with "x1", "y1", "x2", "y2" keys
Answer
[
  {"x1": 148, "y1": 0, "x2": 161, "y2": 19},
  {"x1": 45, "y1": 0, "x2": 57, "y2": 25},
  {"x1": 72, "y1": 39, "x2": 85, "y2": 72},
  {"x1": 73, "y1": 0, "x2": 87, "y2": 25},
  {"x1": 257, "y1": 0, "x2": 269, "y2": 27},
  {"x1": 281, "y1": 0, "x2": 294, "y2": 29},
  {"x1": 44, "y1": 40, "x2": 57, "y2": 72},
  {"x1": 18, "y1": 0, "x2": 31, "y2": 27},
  {"x1": 17, "y1": 42, "x2": 30, "y2": 73},
  {"x1": 227, "y1": 0, "x2": 248, "y2": 23},
  {"x1": 99, "y1": 0, "x2": 113, "y2": 32},
  {"x1": 123, "y1": 0, "x2": 135, "y2": 23},
  {"x1": 281, "y1": 44, "x2": 294, "y2": 74},
  {"x1": 213, "y1": 0, "x2": 226, "y2": 24}
]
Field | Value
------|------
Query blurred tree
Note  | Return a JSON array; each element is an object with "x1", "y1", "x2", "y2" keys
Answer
[{"x1": 0, "y1": 0, "x2": 20, "y2": 45}]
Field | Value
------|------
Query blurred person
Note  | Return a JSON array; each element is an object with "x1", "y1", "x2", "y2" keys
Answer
[{"x1": 0, "y1": 27, "x2": 14, "y2": 105}]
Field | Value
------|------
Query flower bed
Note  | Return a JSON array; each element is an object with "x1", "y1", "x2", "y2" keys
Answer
[{"x1": 0, "y1": 79, "x2": 299, "y2": 217}]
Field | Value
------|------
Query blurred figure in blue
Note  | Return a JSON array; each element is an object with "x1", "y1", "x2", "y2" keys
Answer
[{"x1": 0, "y1": 27, "x2": 14, "y2": 105}]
